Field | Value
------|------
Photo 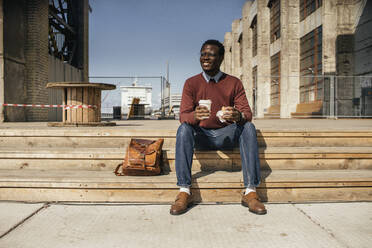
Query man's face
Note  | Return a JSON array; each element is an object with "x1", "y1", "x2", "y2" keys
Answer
[{"x1": 200, "y1": 44, "x2": 223, "y2": 76}]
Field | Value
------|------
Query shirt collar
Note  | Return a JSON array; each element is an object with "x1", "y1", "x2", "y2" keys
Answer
[{"x1": 202, "y1": 71, "x2": 223, "y2": 83}]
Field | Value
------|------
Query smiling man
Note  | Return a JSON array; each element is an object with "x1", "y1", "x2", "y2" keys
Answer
[{"x1": 170, "y1": 40, "x2": 266, "y2": 215}]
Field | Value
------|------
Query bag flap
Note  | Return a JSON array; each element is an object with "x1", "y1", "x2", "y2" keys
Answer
[{"x1": 125, "y1": 138, "x2": 164, "y2": 167}]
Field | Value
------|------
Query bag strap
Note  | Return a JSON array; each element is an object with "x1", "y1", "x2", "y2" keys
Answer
[{"x1": 114, "y1": 163, "x2": 124, "y2": 176}]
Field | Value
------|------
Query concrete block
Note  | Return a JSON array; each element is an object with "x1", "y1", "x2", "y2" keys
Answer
[
  {"x1": 0, "y1": 202, "x2": 44, "y2": 236},
  {"x1": 0, "y1": 204, "x2": 354, "y2": 248},
  {"x1": 295, "y1": 203, "x2": 372, "y2": 248}
]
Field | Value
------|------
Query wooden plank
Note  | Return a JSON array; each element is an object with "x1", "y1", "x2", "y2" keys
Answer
[
  {"x1": 2, "y1": 129, "x2": 372, "y2": 138},
  {"x1": 88, "y1": 87, "x2": 95, "y2": 122},
  {"x1": 0, "y1": 150, "x2": 124, "y2": 159},
  {"x1": 257, "y1": 131, "x2": 372, "y2": 137},
  {"x1": 1, "y1": 170, "x2": 372, "y2": 187},
  {"x1": 62, "y1": 88, "x2": 66, "y2": 122},
  {"x1": 0, "y1": 137, "x2": 133, "y2": 149},
  {"x1": 3, "y1": 135, "x2": 372, "y2": 149},
  {"x1": 234, "y1": 158, "x2": 372, "y2": 171},
  {"x1": 95, "y1": 89, "x2": 101, "y2": 122},
  {"x1": 0, "y1": 187, "x2": 371, "y2": 203},
  {"x1": 0, "y1": 159, "x2": 121, "y2": 171},
  {"x1": 47, "y1": 82, "x2": 116, "y2": 90},
  {"x1": 1, "y1": 147, "x2": 372, "y2": 157},
  {"x1": 83, "y1": 88, "x2": 89, "y2": 123},
  {"x1": 1, "y1": 155, "x2": 371, "y2": 171},
  {"x1": 1, "y1": 179, "x2": 371, "y2": 189},
  {"x1": 76, "y1": 87, "x2": 83, "y2": 123},
  {"x1": 71, "y1": 87, "x2": 77, "y2": 123},
  {"x1": 66, "y1": 88, "x2": 71, "y2": 123},
  {"x1": 259, "y1": 137, "x2": 372, "y2": 147}
]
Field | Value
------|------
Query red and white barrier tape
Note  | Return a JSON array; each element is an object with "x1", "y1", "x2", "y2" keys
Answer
[{"x1": 2, "y1": 104, "x2": 96, "y2": 109}]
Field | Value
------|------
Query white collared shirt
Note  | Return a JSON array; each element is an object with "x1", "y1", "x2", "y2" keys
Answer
[{"x1": 202, "y1": 71, "x2": 224, "y2": 83}]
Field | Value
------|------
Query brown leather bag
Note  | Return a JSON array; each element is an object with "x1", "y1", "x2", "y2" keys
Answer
[{"x1": 114, "y1": 138, "x2": 164, "y2": 176}]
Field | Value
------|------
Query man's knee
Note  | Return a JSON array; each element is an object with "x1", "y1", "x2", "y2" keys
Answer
[
  {"x1": 242, "y1": 122, "x2": 257, "y2": 136},
  {"x1": 177, "y1": 123, "x2": 194, "y2": 139}
]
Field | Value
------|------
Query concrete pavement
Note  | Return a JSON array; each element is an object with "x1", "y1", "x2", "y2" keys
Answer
[{"x1": 0, "y1": 202, "x2": 371, "y2": 248}]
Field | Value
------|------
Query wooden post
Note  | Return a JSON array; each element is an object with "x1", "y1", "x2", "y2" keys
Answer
[
  {"x1": 76, "y1": 87, "x2": 83, "y2": 123},
  {"x1": 88, "y1": 87, "x2": 95, "y2": 123},
  {"x1": 66, "y1": 88, "x2": 71, "y2": 123},
  {"x1": 71, "y1": 87, "x2": 77, "y2": 123},
  {"x1": 82, "y1": 87, "x2": 89, "y2": 123},
  {"x1": 62, "y1": 88, "x2": 66, "y2": 122}
]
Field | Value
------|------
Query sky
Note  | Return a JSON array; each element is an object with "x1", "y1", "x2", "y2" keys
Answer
[{"x1": 88, "y1": 0, "x2": 247, "y2": 109}]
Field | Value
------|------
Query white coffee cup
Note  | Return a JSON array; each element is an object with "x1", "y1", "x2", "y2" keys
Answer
[{"x1": 198, "y1": 99, "x2": 211, "y2": 111}]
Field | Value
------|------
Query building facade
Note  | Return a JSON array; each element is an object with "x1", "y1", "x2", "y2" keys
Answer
[
  {"x1": 221, "y1": 0, "x2": 372, "y2": 118},
  {"x1": 120, "y1": 79, "x2": 153, "y2": 116},
  {"x1": 170, "y1": 93, "x2": 181, "y2": 116}
]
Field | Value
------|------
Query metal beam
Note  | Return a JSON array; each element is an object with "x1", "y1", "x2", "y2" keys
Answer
[{"x1": 49, "y1": 6, "x2": 75, "y2": 34}]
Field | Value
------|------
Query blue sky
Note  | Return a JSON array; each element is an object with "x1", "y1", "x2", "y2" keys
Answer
[{"x1": 89, "y1": 0, "x2": 247, "y2": 108}]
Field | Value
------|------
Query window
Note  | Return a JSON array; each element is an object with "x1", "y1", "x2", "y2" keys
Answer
[
  {"x1": 252, "y1": 66, "x2": 258, "y2": 116},
  {"x1": 269, "y1": 0, "x2": 280, "y2": 43},
  {"x1": 300, "y1": 0, "x2": 322, "y2": 21},
  {"x1": 271, "y1": 52, "x2": 280, "y2": 106},
  {"x1": 252, "y1": 66, "x2": 258, "y2": 89},
  {"x1": 251, "y1": 16, "x2": 257, "y2": 57},
  {"x1": 238, "y1": 34, "x2": 243, "y2": 67},
  {"x1": 300, "y1": 26, "x2": 323, "y2": 103}
]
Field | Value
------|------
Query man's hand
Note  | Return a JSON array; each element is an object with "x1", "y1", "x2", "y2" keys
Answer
[
  {"x1": 194, "y1": 106, "x2": 210, "y2": 121},
  {"x1": 222, "y1": 106, "x2": 241, "y2": 123}
]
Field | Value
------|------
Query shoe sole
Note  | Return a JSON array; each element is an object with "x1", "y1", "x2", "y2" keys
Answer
[{"x1": 169, "y1": 202, "x2": 194, "y2": 216}]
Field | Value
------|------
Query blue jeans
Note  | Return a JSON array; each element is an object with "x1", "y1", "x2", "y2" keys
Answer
[{"x1": 175, "y1": 122, "x2": 261, "y2": 188}]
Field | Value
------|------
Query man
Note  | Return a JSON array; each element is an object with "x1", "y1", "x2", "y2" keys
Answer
[{"x1": 170, "y1": 39, "x2": 266, "y2": 216}]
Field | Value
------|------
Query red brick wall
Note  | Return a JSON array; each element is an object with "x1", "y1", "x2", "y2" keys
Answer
[{"x1": 24, "y1": 0, "x2": 49, "y2": 121}]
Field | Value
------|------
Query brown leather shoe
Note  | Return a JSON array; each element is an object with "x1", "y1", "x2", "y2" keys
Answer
[
  {"x1": 170, "y1": 192, "x2": 193, "y2": 215},
  {"x1": 241, "y1": 192, "x2": 267, "y2": 215}
]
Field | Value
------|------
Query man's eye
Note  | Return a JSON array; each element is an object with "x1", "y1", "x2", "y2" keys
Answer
[{"x1": 200, "y1": 52, "x2": 217, "y2": 57}]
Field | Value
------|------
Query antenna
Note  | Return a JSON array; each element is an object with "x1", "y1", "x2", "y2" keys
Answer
[{"x1": 166, "y1": 61, "x2": 169, "y2": 83}]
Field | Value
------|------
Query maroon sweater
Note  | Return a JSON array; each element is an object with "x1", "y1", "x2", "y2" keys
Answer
[{"x1": 179, "y1": 73, "x2": 252, "y2": 129}]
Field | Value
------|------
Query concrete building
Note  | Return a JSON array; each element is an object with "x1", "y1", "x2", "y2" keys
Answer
[
  {"x1": 170, "y1": 93, "x2": 181, "y2": 116},
  {"x1": 0, "y1": 0, "x2": 89, "y2": 122},
  {"x1": 221, "y1": 0, "x2": 372, "y2": 118},
  {"x1": 120, "y1": 79, "x2": 152, "y2": 116}
]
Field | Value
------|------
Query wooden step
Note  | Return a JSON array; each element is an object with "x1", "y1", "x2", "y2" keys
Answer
[
  {"x1": 1, "y1": 129, "x2": 372, "y2": 148},
  {"x1": 0, "y1": 169, "x2": 371, "y2": 203},
  {"x1": 1, "y1": 147, "x2": 371, "y2": 171}
]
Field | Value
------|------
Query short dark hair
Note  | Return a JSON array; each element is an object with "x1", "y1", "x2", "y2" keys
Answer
[{"x1": 201, "y1": 39, "x2": 225, "y2": 57}]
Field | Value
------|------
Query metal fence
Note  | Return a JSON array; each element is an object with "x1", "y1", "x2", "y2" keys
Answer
[
  {"x1": 89, "y1": 75, "x2": 371, "y2": 120},
  {"x1": 88, "y1": 76, "x2": 171, "y2": 120},
  {"x1": 251, "y1": 75, "x2": 372, "y2": 118}
]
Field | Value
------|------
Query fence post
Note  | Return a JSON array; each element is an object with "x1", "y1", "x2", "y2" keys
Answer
[
  {"x1": 329, "y1": 75, "x2": 335, "y2": 118},
  {"x1": 161, "y1": 76, "x2": 165, "y2": 118}
]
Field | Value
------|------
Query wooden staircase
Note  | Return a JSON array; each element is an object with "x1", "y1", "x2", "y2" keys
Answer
[{"x1": 0, "y1": 127, "x2": 371, "y2": 203}]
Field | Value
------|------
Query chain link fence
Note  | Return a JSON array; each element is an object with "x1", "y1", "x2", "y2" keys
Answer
[
  {"x1": 88, "y1": 76, "x2": 170, "y2": 120},
  {"x1": 251, "y1": 75, "x2": 372, "y2": 118},
  {"x1": 88, "y1": 75, "x2": 372, "y2": 120}
]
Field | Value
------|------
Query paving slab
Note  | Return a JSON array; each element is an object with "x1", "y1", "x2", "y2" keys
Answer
[
  {"x1": 0, "y1": 202, "x2": 44, "y2": 237},
  {"x1": 0, "y1": 203, "x2": 351, "y2": 248},
  {"x1": 295, "y1": 203, "x2": 372, "y2": 248}
]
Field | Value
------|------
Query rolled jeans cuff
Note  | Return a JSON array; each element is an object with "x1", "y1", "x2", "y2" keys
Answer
[{"x1": 177, "y1": 183, "x2": 192, "y2": 187}]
